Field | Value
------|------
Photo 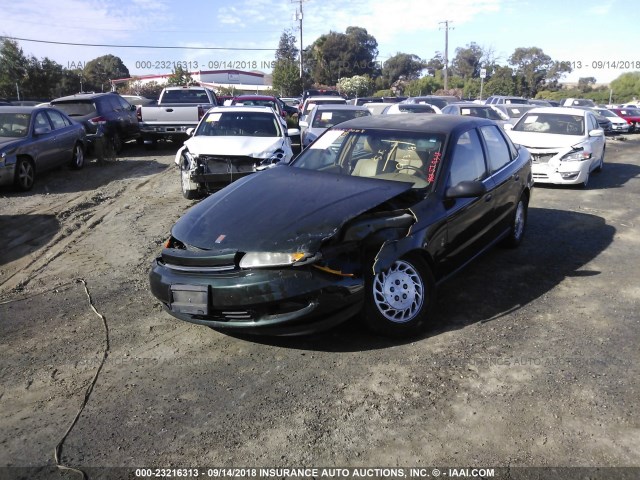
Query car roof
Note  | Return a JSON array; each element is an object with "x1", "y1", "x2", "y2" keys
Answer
[
  {"x1": 51, "y1": 92, "x2": 120, "y2": 102},
  {"x1": 0, "y1": 106, "x2": 41, "y2": 113},
  {"x1": 233, "y1": 95, "x2": 276, "y2": 100},
  {"x1": 528, "y1": 106, "x2": 590, "y2": 116},
  {"x1": 331, "y1": 113, "x2": 496, "y2": 134},
  {"x1": 312, "y1": 104, "x2": 369, "y2": 111},
  {"x1": 305, "y1": 96, "x2": 346, "y2": 102},
  {"x1": 205, "y1": 105, "x2": 277, "y2": 114}
]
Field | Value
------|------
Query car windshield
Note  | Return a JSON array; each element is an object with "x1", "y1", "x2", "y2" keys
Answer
[
  {"x1": 310, "y1": 109, "x2": 370, "y2": 128},
  {"x1": 51, "y1": 101, "x2": 97, "y2": 117},
  {"x1": 397, "y1": 104, "x2": 437, "y2": 114},
  {"x1": 596, "y1": 110, "x2": 616, "y2": 118},
  {"x1": 234, "y1": 98, "x2": 277, "y2": 110},
  {"x1": 196, "y1": 111, "x2": 281, "y2": 137},
  {"x1": 291, "y1": 128, "x2": 446, "y2": 190},
  {"x1": 0, "y1": 112, "x2": 31, "y2": 137},
  {"x1": 514, "y1": 112, "x2": 585, "y2": 135}
]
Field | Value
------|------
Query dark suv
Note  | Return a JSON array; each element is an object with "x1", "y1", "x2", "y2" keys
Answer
[{"x1": 50, "y1": 92, "x2": 140, "y2": 153}]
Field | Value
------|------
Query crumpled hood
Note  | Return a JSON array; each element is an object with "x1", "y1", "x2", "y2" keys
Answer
[
  {"x1": 171, "y1": 166, "x2": 413, "y2": 253},
  {"x1": 507, "y1": 131, "x2": 586, "y2": 149},
  {"x1": 184, "y1": 135, "x2": 285, "y2": 157}
]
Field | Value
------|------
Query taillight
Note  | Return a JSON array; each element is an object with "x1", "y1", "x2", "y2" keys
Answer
[
  {"x1": 136, "y1": 106, "x2": 142, "y2": 122},
  {"x1": 198, "y1": 105, "x2": 205, "y2": 120},
  {"x1": 88, "y1": 116, "x2": 107, "y2": 125}
]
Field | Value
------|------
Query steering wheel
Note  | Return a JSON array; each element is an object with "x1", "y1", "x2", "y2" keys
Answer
[{"x1": 396, "y1": 164, "x2": 427, "y2": 179}]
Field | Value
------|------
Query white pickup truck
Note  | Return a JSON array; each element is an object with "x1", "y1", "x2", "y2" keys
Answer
[{"x1": 139, "y1": 86, "x2": 218, "y2": 145}]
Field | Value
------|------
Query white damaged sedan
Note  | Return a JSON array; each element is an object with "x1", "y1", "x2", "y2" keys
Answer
[
  {"x1": 505, "y1": 107, "x2": 605, "y2": 187},
  {"x1": 175, "y1": 105, "x2": 299, "y2": 199}
]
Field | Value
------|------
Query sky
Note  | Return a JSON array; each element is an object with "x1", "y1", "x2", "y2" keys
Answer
[{"x1": 1, "y1": 0, "x2": 637, "y2": 88}]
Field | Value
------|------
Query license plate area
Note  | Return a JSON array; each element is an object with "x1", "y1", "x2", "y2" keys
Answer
[{"x1": 170, "y1": 284, "x2": 209, "y2": 315}]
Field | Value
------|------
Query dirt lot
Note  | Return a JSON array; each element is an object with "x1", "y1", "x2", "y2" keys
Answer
[{"x1": 1, "y1": 136, "x2": 639, "y2": 480}]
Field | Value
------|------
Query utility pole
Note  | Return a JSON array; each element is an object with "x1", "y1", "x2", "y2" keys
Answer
[
  {"x1": 292, "y1": 0, "x2": 307, "y2": 79},
  {"x1": 439, "y1": 20, "x2": 454, "y2": 92}
]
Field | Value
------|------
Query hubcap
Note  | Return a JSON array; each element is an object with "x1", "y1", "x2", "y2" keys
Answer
[
  {"x1": 18, "y1": 162, "x2": 34, "y2": 188},
  {"x1": 75, "y1": 146, "x2": 84, "y2": 167},
  {"x1": 513, "y1": 201, "x2": 525, "y2": 240},
  {"x1": 373, "y1": 260, "x2": 424, "y2": 323}
]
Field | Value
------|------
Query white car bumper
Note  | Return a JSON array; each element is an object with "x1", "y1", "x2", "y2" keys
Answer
[{"x1": 531, "y1": 158, "x2": 592, "y2": 184}]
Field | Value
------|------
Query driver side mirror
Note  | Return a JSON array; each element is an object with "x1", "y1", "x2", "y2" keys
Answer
[
  {"x1": 34, "y1": 126, "x2": 51, "y2": 136},
  {"x1": 445, "y1": 180, "x2": 487, "y2": 199}
]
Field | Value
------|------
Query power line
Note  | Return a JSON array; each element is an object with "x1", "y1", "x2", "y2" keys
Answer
[{"x1": 1, "y1": 36, "x2": 278, "y2": 51}]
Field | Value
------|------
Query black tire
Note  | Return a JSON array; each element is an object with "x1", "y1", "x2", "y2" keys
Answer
[
  {"x1": 502, "y1": 194, "x2": 528, "y2": 248},
  {"x1": 581, "y1": 172, "x2": 590, "y2": 189},
  {"x1": 69, "y1": 143, "x2": 85, "y2": 170},
  {"x1": 363, "y1": 253, "x2": 435, "y2": 337},
  {"x1": 110, "y1": 131, "x2": 123, "y2": 153},
  {"x1": 14, "y1": 157, "x2": 35, "y2": 191}
]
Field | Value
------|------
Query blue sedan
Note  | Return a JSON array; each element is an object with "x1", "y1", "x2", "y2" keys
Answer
[{"x1": 0, "y1": 106, "x2": 86, "y2": 191}]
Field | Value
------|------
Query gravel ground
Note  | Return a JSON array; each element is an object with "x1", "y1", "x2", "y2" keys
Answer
[{"x1": 0, "y1": 136, "x2": 638, "y2": 480}]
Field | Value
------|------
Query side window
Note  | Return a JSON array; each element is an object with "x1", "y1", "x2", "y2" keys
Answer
[
  {"x1": 117, "y1": 96, "x2": 131, "y2": 111},
  {"x1": 588, "y1": 114, "x2": 598, "y2": 131},
  {"x1": 448, "y1": 129, "x2": 487, "y2": 186},
  {"x1": 107, "y1": 96, "x2": 122, "y2": 112},
  {"x1": 47, "y1": 110, "x2": 68, "y2": 130},
  {"x1": 479, "y1": 125, "x2": 512, "y2": 173},
  {"x1": 34, "y1": 112, "x2": 52, "y2": 132}
]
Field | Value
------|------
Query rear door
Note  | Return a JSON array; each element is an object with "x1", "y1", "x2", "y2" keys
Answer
[
  {"x1": 30, "y1": 111, "x2": 59, "y2": 170},
  {"x1": 46, "y1": 109, "x2": 76, "y2": 165},
  {"x1": 478, "y1": 124, "x2": 521, "y2": 234},
  {"x1": 440, "y1": 127, "x2": 496, "y2": 275}
]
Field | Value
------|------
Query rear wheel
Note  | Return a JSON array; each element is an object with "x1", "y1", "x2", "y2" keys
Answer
[
  {"x1": 502, "y1": 194, "x2": 528, "y2": 248},
  {"x1": 14, "y1": 157, "x2": 35, "y2": 191},
  {"x1": 363, "y1": 254, "x2": 435, "y2": 337},
  {"x1": 111, "y1": 131, "x2": 123, "y2": 153},
  {"x1": 69, "y1": 143, "x2": 85, "y2": 169}
]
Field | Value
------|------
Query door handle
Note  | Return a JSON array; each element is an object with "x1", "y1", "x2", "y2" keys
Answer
[
  {"x1": 166, "y1": 108, "x2": 174, "y2": 112},
  {"x1": 513, "y1": 174, "x2": 520, "y2": 181},
  {"x1": 485, "y1": 193, "x2": 493, "y2": 202}
]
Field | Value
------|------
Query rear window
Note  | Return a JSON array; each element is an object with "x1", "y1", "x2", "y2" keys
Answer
[
  {"x1": 310, "y1": 109, "x2": 370, "y2": 128},
  {"x1": 161, "y1": 90, "x2": 211, "y2": 103},
  {"x1": 51, "y1": 101, "x2": 97, "y2": 117}
]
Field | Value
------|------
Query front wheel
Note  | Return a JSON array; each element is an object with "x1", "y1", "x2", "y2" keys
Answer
[
  {"x1": 363, "y1": 254, "x2": 435, "y2": 337},
  {"x1": 14, "y1": 157, "x2": 35, "y2": 191},
  {"x1": 180, "y1": 166, "x2": 203, "y2": 200}
]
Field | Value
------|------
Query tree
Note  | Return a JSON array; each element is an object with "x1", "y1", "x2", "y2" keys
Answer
[
  {"x1": 609, "y1": 72, "x2": 640, "y2": 102},
  {"x1": 404, "y1": 75, "x2": 443, "y2": 96},
  {"x1": 307, "y1": 27, "x2": 378, "y2": 86},
  {"x1": 451, "y1": 42, "x2": 483, "y2": 79},
  {"x1": 166, "y1": 65, "x2": 195, "y2": 86},
  {"x1": 508, "y1": 47, "x2": 555, "y2": 97},
  {"x1": 272, "y1": 30, "x2": 302, "y2": 96},
  {"x1": 424, "y1": 53, "x2": 445, "y2": 77},
  {"x1": 337, "y1": 75, "x2": 373, "y2": 97},
  {"x1": 84, "y1": 54, "x2": 130, "y2": 92},
  {"x1": 0, "y1": 39, "x2": 28, "y2": 98},
  {"x1": 483, "y1": 66, "x2": 516, "y2": 97},
  {"x1": 380, "y1": 53, "x2": 424, "y2": 89},
  {"x1": 578, "y1": 76, "x2": 597, "y2": 93}
]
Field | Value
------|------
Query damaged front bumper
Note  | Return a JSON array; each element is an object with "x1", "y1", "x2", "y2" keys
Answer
[
  {"x1": 529, "y1": 147, "x2": 592, "y2": 185},
  {"x1": 149, "y1": 258, "x2": 365, "y2": 335}
]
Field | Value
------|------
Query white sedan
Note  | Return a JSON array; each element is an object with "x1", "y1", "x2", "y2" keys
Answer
[
  {"x1": 175, "y1": 106, "x2": 299, "y2": 199},
  {"x1": 505, "y1": 107, "x2": 605, "y2": 187}
]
